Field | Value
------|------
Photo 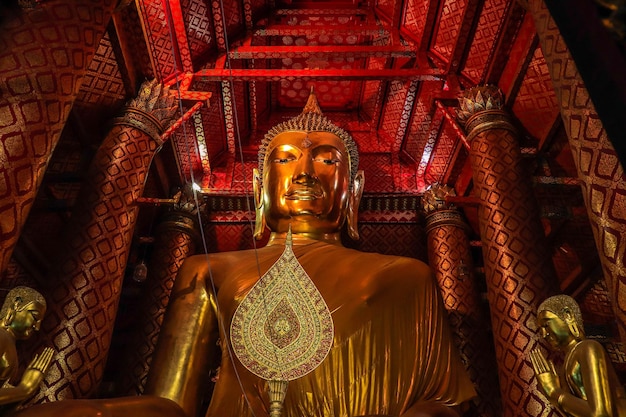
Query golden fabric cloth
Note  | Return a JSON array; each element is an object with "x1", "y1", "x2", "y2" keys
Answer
[{"x1": 207, "y1": 241, "x2": 475, "y2": 417}]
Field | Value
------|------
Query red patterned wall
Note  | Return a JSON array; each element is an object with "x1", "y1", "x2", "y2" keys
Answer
[
  {"x1": 431, "y1": 0, "x2": 467, "y2": 63},
  {"x1": 511, "y1": 46, "x2": 560, "y2": 142},
  {"x1": 402, "y1": 0, "x2": 430, "y2": 45},
  {"x1": 426, "y1": 119, "x2": 457, "y2": 184},
  {"x1": 138, "y1": 1, "x2": 177, "y2": 79},
  {"x1": 461, "y1": 0, "x2": 509, "y2": 83},
  {"x1": 181, "y1": 0, "x2": 215, "y2": 65}
]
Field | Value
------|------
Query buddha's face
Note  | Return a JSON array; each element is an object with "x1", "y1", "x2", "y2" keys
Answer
[
  {"x1": 261, "y1": 130, "x2": 351, "y2": 234},
  {"x1": 536, "y1": 310, "x2": 573, "y2": 350},
  {"x1": 9, "y1": 301, "x2": 45, "y2": 340}
]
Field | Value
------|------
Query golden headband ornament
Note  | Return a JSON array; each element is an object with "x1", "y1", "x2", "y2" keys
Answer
[{"x1": 258, "y1": 89, "x2": 359, "y2": 189}]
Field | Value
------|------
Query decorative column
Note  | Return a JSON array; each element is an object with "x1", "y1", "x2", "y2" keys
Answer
[
  {"x1": 528, "y1": 0, "x2": 626, "y2": 344},
  {"x1": 29, "y1": 80, "x2": 178, "y2": 402},
  {"x1": 422, "y1": 184, "x2": 501, "y2": 417},
  {"x1": 458, "y1": 86, "x2": 559, "y2": 417},
  {"x1": 0, "y1": 0, "x2": 118, "y2": 275},
  {"x1": 118, "y1": 189, "x2": 200, "y2": 395}
]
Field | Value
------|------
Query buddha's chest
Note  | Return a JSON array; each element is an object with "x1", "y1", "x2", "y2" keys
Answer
[
  {"x1": 0, "y1": 348, "x2": 17, "y2": 386},
  {"x1": 565, "y1": 358, "x2": 586, "y2": 400}
]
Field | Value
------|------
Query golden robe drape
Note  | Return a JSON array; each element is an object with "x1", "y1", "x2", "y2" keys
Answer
[{"x1": 206, "y1": 241, "x2": 475, "y2": 417}]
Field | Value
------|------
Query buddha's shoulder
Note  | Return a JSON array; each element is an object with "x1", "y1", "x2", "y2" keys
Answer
[
  {"x1": 338, "y1": 246, "x2": 430, "y2": 269},
  {"x1": 304, "y1": 245, "x2": 433, "y2": 282},
  {"x1": 181, "y1": 248, "x2": 262, "y2": 267}
]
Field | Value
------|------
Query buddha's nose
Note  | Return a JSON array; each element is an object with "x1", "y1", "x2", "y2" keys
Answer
[{"x1": 292, "y1": 153, "x2": 317, "y2": 185}]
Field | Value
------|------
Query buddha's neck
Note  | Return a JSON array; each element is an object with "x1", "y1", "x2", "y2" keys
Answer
[{"x1": 266, "y1": 231, "x2": 344, "y2": 246}]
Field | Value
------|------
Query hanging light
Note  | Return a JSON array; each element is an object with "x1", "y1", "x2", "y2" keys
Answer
[{"x1": 133, "y1": 260, "x2": 148, "y2": 283}]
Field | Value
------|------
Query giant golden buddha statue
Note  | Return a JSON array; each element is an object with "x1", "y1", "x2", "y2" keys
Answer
[{"x1": 11, "y1": 92, "x2": 475, "y2": 417}]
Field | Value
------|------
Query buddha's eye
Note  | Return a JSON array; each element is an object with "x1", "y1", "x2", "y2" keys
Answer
[
  {"x1": 272, "y1": 156, "x2": 295, "y2": 164},
  {"x1": 315, "y1": 157, "x2": 339, "y2": 165}
]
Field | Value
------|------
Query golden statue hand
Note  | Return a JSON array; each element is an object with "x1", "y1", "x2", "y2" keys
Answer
[
  {"x1": 19, "y1": 347, "x2": 54, "y2": 390},
  {"x1": 0, "y1": 347, "x2": 54, "y2": 406},
  {"x1": 530, "y1": 347, "x2": 561, "y2": 403}
]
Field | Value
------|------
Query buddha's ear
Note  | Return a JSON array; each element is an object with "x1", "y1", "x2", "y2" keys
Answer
[
  {"x1": 253, "y1": 168, "x2": 266, "y2": 240},
  {"x1": 563, "y1": 309, "x2": 581, "y2": 339},
  {"x1": 2, "y1": 299, "x2": 19, "y2": 328},
  {"x1": 347, "y1": 170, "x2": 365, "y2": 240}
]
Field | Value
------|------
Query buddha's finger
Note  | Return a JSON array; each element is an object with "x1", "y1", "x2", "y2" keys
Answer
[{"x1": 530, "y1": 349, "x2": 540, "y2": 370}]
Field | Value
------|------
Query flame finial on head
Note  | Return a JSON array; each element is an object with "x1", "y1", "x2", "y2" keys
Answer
[{"x1": 301, "y1": 87, "x2": 322, "y2": 115}]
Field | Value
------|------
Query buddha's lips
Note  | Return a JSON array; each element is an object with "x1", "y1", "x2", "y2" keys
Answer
[{"x1": 285, "y1": 188, "x2": 323, "y2": 200}]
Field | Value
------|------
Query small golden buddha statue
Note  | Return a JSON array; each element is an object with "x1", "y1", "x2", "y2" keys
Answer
[
  {"x1": 531, "y1": 294, "x2": 626, "y2": 417},
  {"x1": 0, "y1": 286, "x2": 53, "y2": 408},
  {"x1": 11, "y1": 91, "x2": 475, "y2": 417}
]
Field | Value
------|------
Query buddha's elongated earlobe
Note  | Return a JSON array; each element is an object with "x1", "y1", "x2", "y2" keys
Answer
[
  {"x1": 347, "y1": 170, "x2": 365, "y2": 240},
  {"x1": 564, "y1": 310, "x2": 582, "y2": 339},
  {"x1": 253, "y1": 168, "x2": 266, "y2": 240},
  {"x1": 2, "y1": 299, "x2": 19, "y2": 328}
]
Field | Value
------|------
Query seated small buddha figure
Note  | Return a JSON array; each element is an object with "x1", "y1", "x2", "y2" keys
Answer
[
  {"x1": 0, "y1": 286, "x2": 53, "y2": 408},
  {"x1": 11, "y1": 92, "x2": 475, "y2": 417},
  {"x1": 531, "y1": 294, "x2": 626, "y2": 417}
]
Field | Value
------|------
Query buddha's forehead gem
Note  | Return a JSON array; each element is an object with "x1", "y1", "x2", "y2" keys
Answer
[{"x1": 301, "y1": 134, "x2": 312, "y2": 149}]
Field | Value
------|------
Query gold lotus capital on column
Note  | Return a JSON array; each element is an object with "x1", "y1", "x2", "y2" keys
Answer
[
  {"x1": 421, "y1": 183, "x2": 456, "y2": 215},
  {"x1": 421, "y1": 184, "x2": 469, "y2": 233},
  {"x1": 112, "y1": 79, "x2": 180, "y2": 145},
  {"x1": 457, "y1": 85, "x2": 516, "y2": 141}
]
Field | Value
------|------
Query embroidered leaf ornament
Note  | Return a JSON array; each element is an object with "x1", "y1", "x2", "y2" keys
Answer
[{"x1": 230, "y1": 230, "x2": 334, "y2": 381}]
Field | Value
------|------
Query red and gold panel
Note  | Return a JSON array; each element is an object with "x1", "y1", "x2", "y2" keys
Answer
[
  {"x1": 359, "y1": 153, "x2": 395, "y2": 193},
  {"x1": 172, "y1": 117, "x2": 203, "y2": 181},
  {"x1": 350, "y1": 222, "x2": 427, "y2": 261},
  {"x1": 77, "y1": 32, "x2": 126, "y2": 108},
  {"x1": 275, "y1": 14, "x2": 368, "y2": 111},
  {"x1": 497, "y1": 13, "x2": 536, "y2": 95},
  {"x1": 375, "y1": 0, "x2": 393, "y2": 20},
  {"x1": 379, "y1": 80, "x2": 409, "y2": 150},
  {"x1": 116, "y1": 3, "x2": 155, "y2": 79},
  {"x1": 430, "y1": 0, "x2": 467, "y2": 64},
  {"x1": 168, "y1": 0, "x2": 193, "y2": 72},
  {"x1": 360, "y1": 79, "x2": 383, "y2": 121},
  {"x1": 137, "y1": 0, "x2": 176, "y2": 79},
  {"x1": 181, "y1": 0, "x2": 215, "y2": 65},
  {"x1": 403, "y1": 81, "x2": 444, "y2": 161},
  {"x1": 510, "y1": 46, "x2": 560, "y2": 143},
  {"x1": 230, "y1": 161, "x2": 258, "y2": 194},
  {"x1": 461, "y1": 0, "x2": 509, "y2": 84},
  {"x1": 219, "y1": 0, "x2": 243, "y2": 37},
  {"x1": 402, "y1": 0, "x2": 430, "y2": 45},
  {"x1": 209, "y1": 222, "x2": 258, "y2": 253},
  {"x1": 425, "y1": 118, "x2": 457, "y2": 184}
]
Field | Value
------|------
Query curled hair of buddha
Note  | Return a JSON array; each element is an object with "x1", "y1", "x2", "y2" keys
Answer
[
  {"x1": 0, "y1": 286, "x2": 46, "y2": 320},
  {"x1": 538, "y1": 295, "x2": 584, "y2": 333},
  {"x1": 258, "y1": 89, "x2": 359, "y2": 189}
]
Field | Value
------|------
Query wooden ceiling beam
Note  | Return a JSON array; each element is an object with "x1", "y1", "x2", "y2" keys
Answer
[
  {"x1": 228, "y1": 44, "x2": 415, "y2": 59},
  {"x1": 275, "y1": 6, "x2": 368, "y2": 14},
  {"x1": 448, "y1": 0, "x2": 485, "y2": 73},
  {"x1": 254, "y1": 24, "x2": 386, "y2": 36},
  {"x1": 196, "y1": 68, "x2": 444, "y2": 81}
]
